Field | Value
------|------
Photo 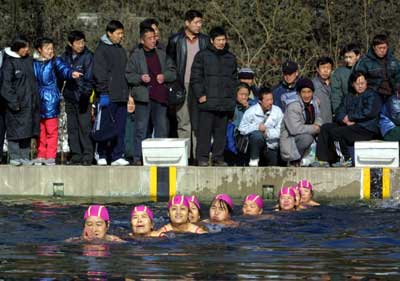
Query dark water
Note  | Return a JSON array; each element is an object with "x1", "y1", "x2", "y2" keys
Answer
[{"x1": 0, "y1": 198, "x2": 399, "y2": 280}]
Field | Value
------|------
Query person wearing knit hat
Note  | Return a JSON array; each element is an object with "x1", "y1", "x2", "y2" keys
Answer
[
  {"x1": 273, "y1": 60, "x2": 300, "y2": 111},
  {"x1": 280, "y1": 77, "x2": 322, "y2": 166},
  {"x1": 238, "y1": 67, "x2": 259, "y2": 100},
  {"x1": 158, "y1": 195, "x2": 207, "y2": 234}
]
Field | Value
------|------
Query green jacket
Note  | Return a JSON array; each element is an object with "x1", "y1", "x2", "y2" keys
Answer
[
  {"x1": 125, "y1": 46, "x2": 176, "y2": 103},
  {"x1": 330, "y1": 66, "x2": 351, "y2": 115}
]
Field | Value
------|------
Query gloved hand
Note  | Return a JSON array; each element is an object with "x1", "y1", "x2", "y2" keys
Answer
[{"x1": 99, "y1": 94, "x2": 110, "y2": 107}]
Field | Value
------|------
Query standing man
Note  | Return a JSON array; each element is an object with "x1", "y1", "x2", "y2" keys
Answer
[
  {"x1": 272, "y1": 60, "x2": 300, "y2": 111},
  {"x1": 167, "y1": 10, "x2": 209, "y2": 160},
  {"x1": 126, "y1": 27, "x2": 176, "y2": 165},
  {"x1": 60, "y1": 30, "x2": 94, "y2": 166},
  {"x1": 353, "y1": 34, "x2": 400, "y2": 100},
  {"x1": 330, "y1": 43, "x2": 361, "y2": 115},
  {"x1": 93, "y1": 20, "x2": 129, "y2": 166},
  {"x1": 190, "y1": 26, "x2": 238, "y2": 166},
  {"x1": 312, "y1": 57, "x2": 334, "y2": 124}
]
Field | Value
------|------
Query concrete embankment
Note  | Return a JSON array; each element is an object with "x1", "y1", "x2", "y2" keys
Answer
[{"x1": 0, "y1": 166, "x2": 397, "y2": 201}]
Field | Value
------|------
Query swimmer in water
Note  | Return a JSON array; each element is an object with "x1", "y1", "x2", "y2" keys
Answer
[
  {"x1": 276, "y1": 187, "x2": 297, "y2": 212},
  {"x1": 187, "y1": 195, "x2": 201, "y2": 223},
  {"x1": 203, "y1": 194, "x2": 239, "y2": 227},
  {"x1": 242, "y1": 194, "x2": 263, "y2": 216},
  {"x1": 129, "y1": 205, "x2": 166, "y2": 238},
  {"x1": 297, "y1": 179, "x2": 320, "y2": 209},
  {"x1": 158, "y1": 195, "x2": 207, "y2": 234},
  {"x1": 67, "y1": 205, "x2": 124, "y2": 242}
]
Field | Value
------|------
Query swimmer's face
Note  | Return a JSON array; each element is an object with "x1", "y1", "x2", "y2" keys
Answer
[
  {"x1": 279, "y1": 195, "x2": 296, "y2": 211},
  {"x1": 169, "y1": 204, "x2": 189, "y2": 224},
  {"x1": 209, "y1": 200, "x2": 230, "y2": 222},
  {"x1": 300, "y1": 187, "x2": 312, "y2": 203},
  {"x1": 131, "y1": 211, "x2": 153, "y2": 235},
  {"x1": 188, "y1": 202, "x2": 200, "y2": 223},
  {"x1": 242, "y1": 201, "x2": 263, "y2": 216},
  {"x1": 83, "y1": 216, "x2": 108, "y2": 240}
]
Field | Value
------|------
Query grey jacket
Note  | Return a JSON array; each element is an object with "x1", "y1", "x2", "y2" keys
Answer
[
  {"x1": 125, "y1": 47, "x2": 176, "y2": 103},
  {"x1": 280, "y1": 96, "x2": 322, "y2": 161},
  {"x1": 313, "y1": 76, "x2": 332, "y2": 124}
]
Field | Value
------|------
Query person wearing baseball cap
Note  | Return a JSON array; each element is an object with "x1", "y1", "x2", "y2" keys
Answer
[
  {"x1": 272, "y1": 60, "x2": 300, "y2": 111},
  {"x1": 238, "y1": 67, "x2": 259, "y2": 99}
]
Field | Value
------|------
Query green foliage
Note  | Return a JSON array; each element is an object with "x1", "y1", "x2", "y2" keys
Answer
[{"x1": 1, "y1": 0, "x2": 400, "y2": 86}]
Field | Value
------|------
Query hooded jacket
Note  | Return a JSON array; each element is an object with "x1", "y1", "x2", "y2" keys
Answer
[
  {"x1": 93, "y1": 34, "x2": 129, "y2": 102},
  {"x1": 33, "y1": 53, "x2": 72, "y2": 119},
  {"x1": 0, "y1": 47, "x2": 40, "y2": 139},
  {"x1": 59, "y1": 46, "x2": 94, "y2": 103},
  {"x1": 190, "y1": 44, "x2": 238, "y2": 112}
]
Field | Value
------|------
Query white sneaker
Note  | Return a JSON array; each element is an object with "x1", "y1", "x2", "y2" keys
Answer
[
  {"x1": 249, "y1": 158, "x2": 259, "y2": 167},
  {"x1": 97, "y1": 158, "x2": 107, "y2": 166},
  {"x1": 111, "y1": 158, "x2": 129, "y2": 166},
  {"x1": 44, "y1": 158, "x2": 56, "y2": 166},
  {"x1": 32, "y1": 158, "x2": 45, "y2": 166}
]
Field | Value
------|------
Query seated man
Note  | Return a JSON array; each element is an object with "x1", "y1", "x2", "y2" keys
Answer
[
  {"x1": 316, "y1": 71, "x2": 381, "y2": 166},
  {"x1": 280, "y1": 78, "x2": 322, "y2": 166},
  {"x1": 238, "y1": 87, "x2": 283, "y2": 166}
]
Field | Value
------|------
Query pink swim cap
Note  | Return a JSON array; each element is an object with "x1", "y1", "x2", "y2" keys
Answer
[
  {"x1": 214, "y1": 194, "x2": 234, "y2": 209},
  {"x1": 186, "y1": 195, "x2": 200, "y2": 210},
  {"x1": 168, "y1": 195, "x2": 190, "y2": 209},
  {"x1": 84, "y1": 205, "x2": 110, "y2": 222},
  {"x1": 279, "y1": 187, "x2": 296, "y2": 198},
  {"x1": 131, "y1": 205, "x2": 154, "y2": 221},
  {"x1": 244, "y1": 194, "x2": 264, "y2": 209},
  {"x1": 298, "y1": 179, "x2": 313, "y2": 191}
]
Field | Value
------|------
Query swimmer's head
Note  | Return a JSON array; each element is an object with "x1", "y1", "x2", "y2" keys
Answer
[
  {"x1": 242, "y1": 194, "x2": 263, "y2": 216},
  {"x1": 210, "y1": 194, "x2": 233, "y2": 222},
  {"x1": 168, "y1": 195, "x2": 190, "y2": 224},
  {"x1": 298, "y1": 179, "x2": 314, "y2": 203},
  {"x1": 187, "y1": 195, "x2": 201, "y2": 223},
  {"x1": 278, "y1": 187, "x2": 296, "y2": 211},
  {"x1": 131, "y1": 205, "x2": 154, "y2": 235},
  {"x1": 83, "y1": 205, "x2": 110, "y2": 240}
]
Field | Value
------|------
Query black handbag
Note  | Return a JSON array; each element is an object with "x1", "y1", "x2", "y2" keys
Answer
[
  {"x1": 90, "y1": 105, "x2": 118, "y2": 142},
  {"x1": 235, "y1": 132, "x2": 249, "y2": 154},
  {"x1": 166, "y1": 80, "x2": 186, "y2": 106}
]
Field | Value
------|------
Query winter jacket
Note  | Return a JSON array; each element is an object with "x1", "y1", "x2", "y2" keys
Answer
[
  {"x1": 166, "y1": 29, "x2": 209, "y2": 84},
  {"x1": 125, "y1": 46, "x2": 176, "y2": 103},
  {"x1": 379, "y1": 94, "x2": 400, "y2": 136},
  {"x1": 280, "y1": 96, "x2": 322, "y2": 161},
  {"x1": 238, "y1": 103, "x2": 283, "y2": 149},
  {"x1": 312, "y1": 76, "x2": 332, "y2": 124},
  {"x1": 335, "y1": 88, "x2": 381, "y2": 134},
  {"x1": 353, "y1": 48, "x2": 400, "y2": 96},
  {"x1": 59, "y1": 46, "x2": 94, "y2": 103},
  {"x1": 33, "y1": 55, "x2": 73, "y2": 119},
  {"x1": 0, "y1": 48, "x2": 40, "y2": 140},
  {"x1": 93, "y1": 34, "x2": 129, "y2": 102},
  {"x1": 330, "y1": 66, "x2": 351, "y2": 115},
  {"x1": 272, "y1": 79, "x2": 298, "y2": 111},
  {"x1": 190, "y1": 44, "x2": 238, "y2": 112}
]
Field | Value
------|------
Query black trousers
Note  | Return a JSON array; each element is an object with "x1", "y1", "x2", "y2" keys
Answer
[
  {"x1": 65, "y1": 99, "x2": 93, "y2": 162},
  {"x1": 317, "y1": 122, "x2": 376, "y2": 162},
  {"x1": 197, "y1": 110, "x2": 228, "y2": 162},
  {"x1": 0, "y1": 107, "x2": 5, "y2": 163}
]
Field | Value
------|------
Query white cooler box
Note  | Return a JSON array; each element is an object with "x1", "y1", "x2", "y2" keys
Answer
[
  {"x1": 354, "y1": 141, "x2": 399, "y2": 167},
  {"x1": 142, "y1": 138, "x2": 190, "y2": 166}
]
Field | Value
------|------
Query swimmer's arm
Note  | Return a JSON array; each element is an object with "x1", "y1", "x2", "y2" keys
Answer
[{"x1": 106, "y1": 235, "x2": 126, "y2": 242}]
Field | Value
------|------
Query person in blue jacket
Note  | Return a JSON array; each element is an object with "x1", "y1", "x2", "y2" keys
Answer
[{"x1": 33, "y1": 37, "x2": 82, "y2": 165}]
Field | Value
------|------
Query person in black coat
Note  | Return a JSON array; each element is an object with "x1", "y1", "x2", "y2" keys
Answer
[
  {"x1": 0, "y1": 35, "x2": 39, "y2": 165},
  {"x1": 59, "y1": 30, "x2": 94, "y2": 165},
  {"x1": 316, "y1": 71, "x2": 381, "y2": 166},
  {"x1": 190, "y1": 26, "x2": 238, "y2": 166},
  {"x1": 93, "y1": 20, "x2": 129, "y2": 166}
]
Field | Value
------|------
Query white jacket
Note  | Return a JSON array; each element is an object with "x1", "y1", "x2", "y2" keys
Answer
[{"x1": 238, "y1": 103, "x2": 283, "y2": 149}]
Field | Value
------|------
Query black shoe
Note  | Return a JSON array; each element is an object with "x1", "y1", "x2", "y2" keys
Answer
[
  {"x1": 133, "y1": 160, "x2": 143, "y2": 166},
  {"x1": 67, "y1": 159, "x2": 81, "y2": 165},
  {"x1": 213, "y1": 160, "x2": 228, "y2": 167},
  {"x1": 82, "y1": 160, "x2": 92, "y2": 166},
  {"x1": 198, "y1": 161, "x2": 209, "y2": 167}
]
